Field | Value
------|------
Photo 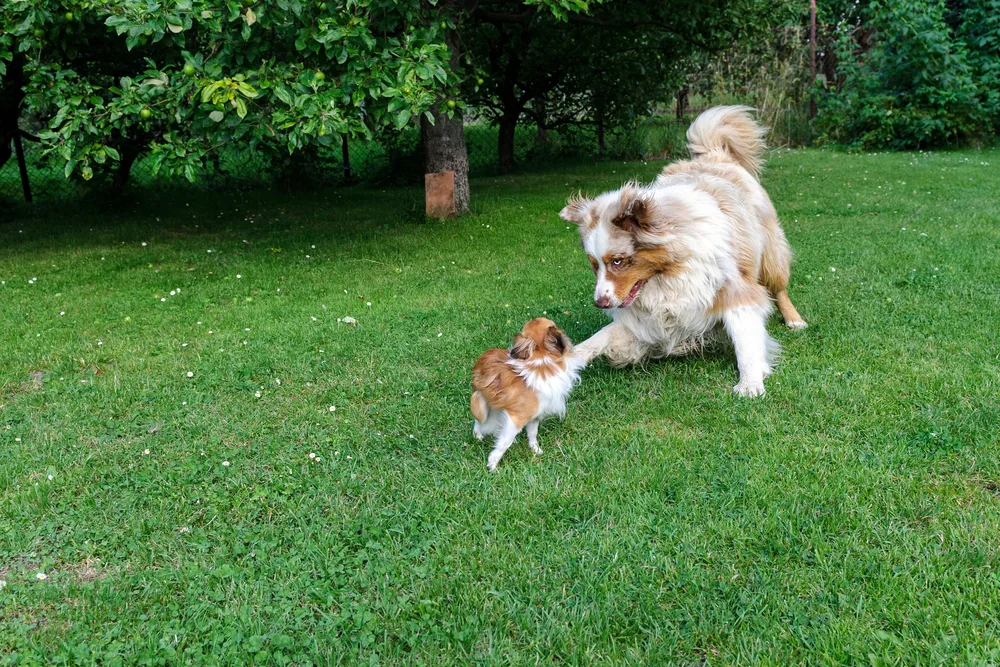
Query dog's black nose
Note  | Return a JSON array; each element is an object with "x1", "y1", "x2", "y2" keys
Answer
[{"x1": 594, "y1": 296, "x2": 612, "y2": 308}]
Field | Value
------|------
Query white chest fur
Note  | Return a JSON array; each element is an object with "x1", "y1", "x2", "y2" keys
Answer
[{"x1": 508, "y1": 355, "x2": 586, "y2": 419}]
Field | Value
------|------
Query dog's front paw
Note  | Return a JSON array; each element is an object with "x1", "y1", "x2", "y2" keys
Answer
[
  {"x1": 486, "y1": 454, "x2": 502, "y2": 472},
  {"x1": 733, "y1": 378, "x2": 766, "y2": 397},
  {"x1": 786, "y1": 320, "x2": 808, "y2": 330},
  {"x1": 473, "y1": 427, "x2": 485, "y2": 441}
]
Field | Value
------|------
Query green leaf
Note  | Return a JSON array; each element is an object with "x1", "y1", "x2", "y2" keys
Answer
[
  {"x1": 273, "y1": 86, "x2": 293, "y2": 106},
  {"x1": 235, "y1": 97, "x2": 248, "y2": 119},
  {"x1": 209, "y1": 110, "x2": 225, "y2": 122}
]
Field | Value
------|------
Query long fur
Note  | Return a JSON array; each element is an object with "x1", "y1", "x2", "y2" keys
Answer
[
  {"x1": 470, "y1": 318, "x2": 585, "y2": 471},
  {"x1": 562, "y1": 106, "x2": 807, "y2": 397},
  {"x1": 685, "y1": 105, "x2": 768, "y2": 179}
]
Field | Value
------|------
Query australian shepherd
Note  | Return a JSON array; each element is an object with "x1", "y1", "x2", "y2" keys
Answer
[{"x1": 560, "y1": 106, "x2": 807, "y2": 397}]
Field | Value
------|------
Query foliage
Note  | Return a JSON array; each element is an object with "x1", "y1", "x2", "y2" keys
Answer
[
  {"x1": 957, "y1": 0, "x2": 1000, "y2": 128},
  {"x1": 460, "y1": 0, "x2": 794, "y2": 171},
  {"x1": 3, "y1": 149, "x2": 1000, "y2": 663},
  {"x1": 815, "y1": 0, "x2": 994, "y2": 149},
  {"x1": 0, "y1": 0, "x2": 458, "y2": 185}
]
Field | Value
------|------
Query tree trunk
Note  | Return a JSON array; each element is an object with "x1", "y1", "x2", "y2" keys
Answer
[
  {"x1": 535, "y1": 98, "x2": 548, "y2": 144},
  {"x1": 111, "y1": 144, "x2": 141, "y2": 195},
  {"x1": 676, "y1": 85, "x2": 689, "y2": 123},
  {"x1": 422, "y1": 109, "x2": 469, "y2": 214},
  {"x1": 422, "y1": 18, "x2": 469, "y2": 215},
  {"x1": 0, "y1": 51, "x2": 26, "y2": 171},
  {"x1": 809, "y1": 0, "x2": 817, "y2": 119},
  {"x1": 13, "y1": 130, "x2": 31, "y2": 202},
  {"x1": 498, "y1": 115, "x2": 517, "y2": 175},
  {"x1": 341, "y1": 134, "x2": 351, "y2": 181}
]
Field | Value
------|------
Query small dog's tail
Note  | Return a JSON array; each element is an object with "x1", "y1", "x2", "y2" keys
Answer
[
  {"x1": 686, "y1": 106, "x2": 767, "y2": 180},
  {"x1": 470, "y1": 390, "x2": 490, "y2": 423}
]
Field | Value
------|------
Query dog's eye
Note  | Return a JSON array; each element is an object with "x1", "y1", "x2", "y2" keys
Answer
[{"x1": 612, "y1": 258, "x2": 623, "y2": 266}]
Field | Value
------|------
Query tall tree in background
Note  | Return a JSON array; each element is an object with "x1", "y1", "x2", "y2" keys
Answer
[{"x1": 461, "y1": 0, "x2": 787, "y2": 173}]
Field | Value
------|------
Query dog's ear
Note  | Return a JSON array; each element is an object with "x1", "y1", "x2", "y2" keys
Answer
[
  {"x1": 510, "y1": 334, "x2": 535, "y2": 360},
  {"x1": 544, "y1": 325, "x2": 571, "y2": 356},
  {"x1": 559, "y1": 194, "x2": 593, "y2": 225},
  {"x1": 611, "y1": 185, "x2": 654, "y2": 234}
]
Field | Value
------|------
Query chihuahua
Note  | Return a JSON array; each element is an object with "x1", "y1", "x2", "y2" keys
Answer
[{"x1": 471, "y1": 318, "x2": 585, "y2": 471}]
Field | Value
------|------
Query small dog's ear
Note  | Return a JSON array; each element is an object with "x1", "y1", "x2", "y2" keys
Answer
[
  {"x1": 544, "y1": 326, "x2": 571, "y2": 355},
  {"x1": 611, "y1": 185, "x2": 654, "y2": 234},
  {"x1": 559, "y1": 194, "x2": 593, "y2": 225},
  {"x1": 510, "y1": 334, "x2": 535, "y2": 360}
]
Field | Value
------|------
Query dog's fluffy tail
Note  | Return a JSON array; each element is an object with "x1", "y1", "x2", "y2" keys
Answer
[
  {"x1": 686, "y1": 105, "x2": 767, "y2": 180},
  {"x1": 470, "y1": 390, "x2": 490, "y2": 423}
]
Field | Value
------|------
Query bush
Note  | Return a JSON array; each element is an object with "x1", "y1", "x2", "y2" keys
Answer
[{"x1": 816, "y1": 0, "x2": 992, "y2": 149}]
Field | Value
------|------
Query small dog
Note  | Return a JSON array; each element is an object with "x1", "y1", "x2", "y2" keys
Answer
[{"x1": 471, "y1": 318, "x2": 585, "y2": 472}]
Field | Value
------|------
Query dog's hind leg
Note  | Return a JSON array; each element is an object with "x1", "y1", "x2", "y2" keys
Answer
[
  {"x1": 759, "y1": 210, "x2": 807, "y2": 330},
  {"x1": 774, "y1": 290, "x2": 807, "y2": 330},
  {"x1": 486, "y1": 415, "x2": 522, "y2": 472}
]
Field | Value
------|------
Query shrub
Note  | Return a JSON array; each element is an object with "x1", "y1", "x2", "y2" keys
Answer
[{"x1": 816, "y1": 0, "x2": 991, "y2": 149}]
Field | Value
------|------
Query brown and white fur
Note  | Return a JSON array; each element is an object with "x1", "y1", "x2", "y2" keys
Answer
[
  {"x1": 471, "y1": 318, "x2": 585, "y2": 471},
  {"x1": 560, "y1": 106, "x2": 807, "y2": 397}
]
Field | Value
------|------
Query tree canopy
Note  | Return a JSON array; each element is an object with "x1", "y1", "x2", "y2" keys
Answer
[{"x1": 1, "y1": 0, "x2": 460, "y2": 186}]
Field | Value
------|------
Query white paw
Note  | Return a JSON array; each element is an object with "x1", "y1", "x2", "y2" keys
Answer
[
  {"x1": 528, "y1": 444, "x2": 543, "y2": 456},
  {"x1": 786, "y1": 320, "x2": 808, "y2": 330},
  {"x1": 486, "y1": 455, "x2": 502, "y2": 472},
  {"x1": 733, "y1": 379, "x2": 766, "y2": 397},
  {"x1": 473, "y1": 428, "x2": 484, "y2": 441}
]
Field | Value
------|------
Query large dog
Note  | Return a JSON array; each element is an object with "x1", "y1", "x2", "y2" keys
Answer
[{"x1": 560, "y1": 106, "x2": 806, "y2": 397}]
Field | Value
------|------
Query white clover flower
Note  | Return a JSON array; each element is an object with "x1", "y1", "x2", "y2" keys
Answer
[
  {"x1": 143, "y1": 449, "x2": 150, "y2": 455},
  {"x1": 309, "y1": 452, "x2": 316, "y2": 459},
  {"x1": 35, "y1": 572, "x2": 47, "y2": 581},
  {"x1": 186, "y1": 371, "x2": 194, "y2": 378},
  {"x1": 161, "y1": 298, "x2": 166, "y2": 302},
  {"x1": 142, "y1": 242, "x2": 147, "y2": 246},
  {"x1": 329, "y1": 406, "x2": 336, "y2": 412},
  {"x1": 255, "y1": 391, "x2": 261, "y2": 398},
  {"x1": 170, "y1": 290, "x2": 176, "y2": 296},
  {"x1": 222, "y1": 461, "x2": 230, "y2": 467},
  {"x1": 236, "y1": 274, "x2": 242, "y2": 279}
]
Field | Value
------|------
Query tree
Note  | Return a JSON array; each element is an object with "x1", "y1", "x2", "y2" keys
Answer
[
  {"x1": 460, "y1": 0, "x2": 788, "y2": 173},
  {"x1": 1, "y1": 0, "x2": 455, "y2": 191}
]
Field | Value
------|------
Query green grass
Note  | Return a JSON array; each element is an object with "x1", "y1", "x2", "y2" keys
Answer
[{"x1": 2, "y1": 147, "x2": 1000, "y2": 665}]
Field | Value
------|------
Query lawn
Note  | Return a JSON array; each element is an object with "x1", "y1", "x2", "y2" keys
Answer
[{"x1": 2, "y1": 147, "x2": 999, "y2": 665}]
